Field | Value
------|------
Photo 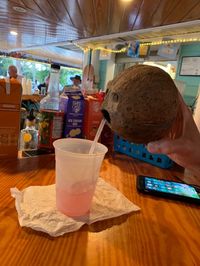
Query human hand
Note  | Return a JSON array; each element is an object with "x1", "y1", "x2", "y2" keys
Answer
[{"x1": 147, "y1": 94, "x2": 200, "y2": 178}]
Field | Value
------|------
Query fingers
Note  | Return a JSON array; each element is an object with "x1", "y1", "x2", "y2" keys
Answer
[
  {"x1": 169, "y1": 102, "x2": 183, "y2": 139},
  {"x1": 147, "y1": 139, "x2": 179, "y2": 155},
  {"x1": 178, "y1": 93, "x2": 199, "y2": 136},
  {"x1": 178, "y1": 93, "x2": 193, "y2": 118}
]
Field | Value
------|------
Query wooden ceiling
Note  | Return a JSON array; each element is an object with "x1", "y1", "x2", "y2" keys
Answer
[{"x1": 0, "y1": 0, "x2": 200, "y2": 51}]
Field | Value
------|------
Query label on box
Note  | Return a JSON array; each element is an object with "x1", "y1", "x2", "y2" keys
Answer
[
  {"x1": 63, "y1": 91, "x2": 84, "y2": 138},
  {"x1": 0, "y1": 127, "x2": 18, "y2": 146},
  {"x1": 83, "y1": 96, "x2": 103, "y2": 140},
  {"x1": 38, "y1": 110, "x2": 64, "y2": 149}
]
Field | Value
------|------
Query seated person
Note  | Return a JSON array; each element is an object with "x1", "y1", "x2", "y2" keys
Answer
[
  {"x1": 8, "y1": 65, "x2": 23, "y2": 83},
  {"x1": 37, "y1": 75, "x2": 50, "y2": 94}
]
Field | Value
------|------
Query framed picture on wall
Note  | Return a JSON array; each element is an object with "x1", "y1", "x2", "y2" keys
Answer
[{"x1": 179, "y1": 56, "x2": 200, "y2": 76}]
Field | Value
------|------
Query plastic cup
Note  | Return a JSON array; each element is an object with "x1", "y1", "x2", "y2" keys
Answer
[{"x1": 53, "y1": 138, "x2": 108, "y2": 217}]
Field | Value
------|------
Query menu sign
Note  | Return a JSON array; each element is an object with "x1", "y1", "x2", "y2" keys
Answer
[
  {"x1": 157, "y1": 43, "x2": 179, "y2": 59},
  {"x1": 180, "y1": 56, "x2": 200, "y2": 76}
]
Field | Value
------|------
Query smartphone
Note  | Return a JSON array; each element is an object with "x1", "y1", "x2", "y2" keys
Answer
[{"x1": 137, "y1": 175, "x2": 200, "y2": 204}]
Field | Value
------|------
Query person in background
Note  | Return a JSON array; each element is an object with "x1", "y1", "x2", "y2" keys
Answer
[
  {"x1": 61, "y1": 74, "x2": 82, "y2": 94},
  {"x1": 38, "y1": 74, "x2": 63, "y2": 94},
  {"x1": 70, "y1": 75, "x2": 81, "y2": 88},
  {"x1": 37, "y1": 74, "x2": 50, "y2": 94},
  {"x1": 147, "y1": 94, "x2": 200, "y2": 178},
  {"x1": 8, "y1": 65, "x2": 23, "y2": 83}
]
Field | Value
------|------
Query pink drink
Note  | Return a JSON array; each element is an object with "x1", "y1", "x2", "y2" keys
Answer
[
  {"x1": 56, "y1": 186, "x2": 95, "y2": 217},
  {"x1": 53, "y1": 138, "x2": 108, "y2": 217}
]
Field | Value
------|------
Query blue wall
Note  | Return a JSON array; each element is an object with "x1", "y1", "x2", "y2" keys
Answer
[
  {"x1": 99, "y1": 60, "x2": 107, "y2": 90},
  {"x1": 176, "y1": 43, "x2": 200, "y2": 106}
]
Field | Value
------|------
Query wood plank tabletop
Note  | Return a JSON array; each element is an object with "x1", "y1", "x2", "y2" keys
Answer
[
  {"x1": 0, "y1": 153, "x2": 199, "y2": 266},
  {"x1": 22, "y1": 94, "x2": 44, "y2": 103}
]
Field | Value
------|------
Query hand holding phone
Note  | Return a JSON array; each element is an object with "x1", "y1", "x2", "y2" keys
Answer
[{"x1": 137, "y1": 175, "x2": 200, "y2": 204}]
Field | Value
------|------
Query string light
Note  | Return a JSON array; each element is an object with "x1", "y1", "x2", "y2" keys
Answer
[
  {"x1": 140, "y1": 37, "x2": 200, "y2": 47},
  {"x1": 74, "y1": 42, "x2": 127, "y2": 53},
  {"x1": 75, "y1": 36, "x2": 200, "y2": 53},
  {"x1": 74, "y1": 42, "x2": 90, "y2": 52},
  {"x1": 93, "y1": 46, "x2": 127, "y2": 53}
]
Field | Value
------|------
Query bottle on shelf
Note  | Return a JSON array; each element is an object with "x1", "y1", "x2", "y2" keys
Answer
[
  {"x1": 38, "y1": 64, "x2": 64, "y2": 150},
  {"x1": 20, "y1": 109, "x2": 38, "y2": 151},
  {"x1": 26, "y1": 79, "x2": 32, "y2": 95},
  {"x1": 21, "y1": 77, "x2": 27, "y2": 95}
]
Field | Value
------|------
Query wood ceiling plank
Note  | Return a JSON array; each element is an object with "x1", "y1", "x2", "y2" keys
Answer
[
  {"x1": 1, "y1": 23, "x2": 60, "y2": 40},
  {"x1": 28, "y1": 0, "x2": 58, "y2": 21},
  {"x1": 0, "y1": 0, "x2": 200, "y2": 51},
  {"x1": 133, "y1": 0, "x2": 165, "y2": 30},
  {"x1": 0, "y1": 15, "x2": 50, "y2": 25},
  {"x1": 8, "y1": 0, "x2": 79, "y2": 31},
  {"x1": 8, "y1": 0, "x2": 47, "y2": 17},
  {"x1": 107, "y1": 0, "x2": 127, "y2": 34},
  {"x1": 46, "y1": 0, "x2": 79, "y2": 27},
  {"x1": 76, "y1": 0, "x2": 99, "y2": 36},
  {"x1": 7, "y1": 0, "x2": 67, "y2": 27},
  {"x1": 118, "y1": 0, "x2": 143, "y2": 32},
  {"x1": 175, "y1": 1, "x2": 200, "y2": 22},
  {"x1": 162, "y1": 0, "x2": 200, "y2": 24},
  {"x1": 93, "y1": 0, "x2": 110, "y2": 35},
  {"x1": 151, "y1": 0, "x2": 180, "y2": 27}
]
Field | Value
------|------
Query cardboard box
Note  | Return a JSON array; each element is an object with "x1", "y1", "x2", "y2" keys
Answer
[
  {"x1": 38, "y1": 110, "x2": 64, "y2": 150},
  {"x1": 83, "y1": 96, "x2": 103, "y2": 140},
  {"x1": 0, "y1": 79, "x2": 22, "y2": 158},
  {"x1": 63, "y1": 90, "x2": 84, "y2": 138}
]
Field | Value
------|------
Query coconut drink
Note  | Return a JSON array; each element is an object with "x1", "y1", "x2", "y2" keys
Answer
[{"x1": 101, "y1": 65, "x2": 179, "y2": 144}]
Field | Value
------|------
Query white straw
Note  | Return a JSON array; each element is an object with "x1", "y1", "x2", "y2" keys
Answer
[{"x1": 89, "y1": 118, "x2": 106, "y2": 154}]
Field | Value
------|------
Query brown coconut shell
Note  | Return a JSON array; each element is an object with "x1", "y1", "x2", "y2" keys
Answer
[{"x1": 101, "y1": 65, "x2": 179, "y2": 144}]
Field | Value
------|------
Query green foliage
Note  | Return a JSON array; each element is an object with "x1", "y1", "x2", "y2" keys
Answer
[
  {"x1": 0, "y1": 57, "x2": 13, "y2": 76},
  {"x1": 0, "y1": 57, "x2": 82, "y2": 87},
  {"x1": 20, "y1": 61, "x2": 50, "y2": 83},
  {"x1": 60, "y1": 67, "x2": 82, "y2": 87},
  {"x1": 36, "y1": 70, "x2": 50, "y2": 83}
]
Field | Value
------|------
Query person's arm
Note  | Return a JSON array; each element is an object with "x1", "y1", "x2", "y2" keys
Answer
[{"x1": 147, "y1": 94, "x2": 200, "y2": 178}]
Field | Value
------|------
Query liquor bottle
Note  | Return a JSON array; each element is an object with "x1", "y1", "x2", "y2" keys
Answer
[
  {"x1": 38, "y1": 64, "x2": 64, "y2": 150},
  {"x1": 20, "y1": 109, "x2": 38, "y2": 150}
]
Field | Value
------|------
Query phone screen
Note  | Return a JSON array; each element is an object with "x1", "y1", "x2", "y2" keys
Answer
[{"x1": 144, "y1": 177, "x2": 200, "y2": 199}]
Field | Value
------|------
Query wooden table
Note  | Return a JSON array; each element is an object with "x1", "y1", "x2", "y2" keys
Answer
[
  {"x1": 0, "y1": 153, "x2": 199, "y2": 266},
  {"x1": 22, "y1": 94, "x2": 44, "y2": 103},
  {"x1": 21, "y1": 94, "x2": 44, "y2": 111}
]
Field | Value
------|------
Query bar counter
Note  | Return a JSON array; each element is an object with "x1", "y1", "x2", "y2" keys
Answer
[
  {"x1": 22, "y1": 94, "x2": 44, "y2": 103},
  {"x1": 0, "y1": 153, "x2": 200, "y2": 266}
]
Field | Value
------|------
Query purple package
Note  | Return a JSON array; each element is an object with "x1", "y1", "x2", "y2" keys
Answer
[
  {"x1": 63, "y1": 90, "x2": 84, "y2": 138},
  {"x1": 60, "y1": 95, "x2": 68, "y2": 113}
]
